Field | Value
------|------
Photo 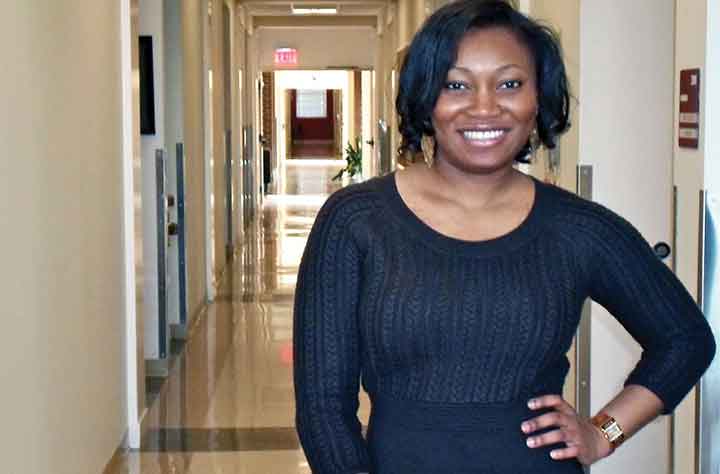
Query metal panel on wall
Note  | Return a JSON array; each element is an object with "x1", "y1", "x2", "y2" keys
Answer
[
  {"x1": 699, "y1": 191, "x2": 720, "y2": 474},
  {"x1": 377, "y1": 119, "x2": 391, "y2": 174},
  {"x1": 155, "y1": 149, "x2": 168, "y2": 359},
  {"x1": 576, "y1": 166, "x2": 593, "y2": 417},
  {"x1": 176, "y1": 143, "x2": 188, "y2": 326}
]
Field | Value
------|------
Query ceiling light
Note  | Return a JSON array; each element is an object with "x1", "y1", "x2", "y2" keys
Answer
[{"x1": 291, "y1": 5, "x2": 338, "y2": 15}]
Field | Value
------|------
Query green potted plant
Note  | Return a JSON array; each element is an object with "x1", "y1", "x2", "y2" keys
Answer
[{"x1": 332, "y1": 137, "x2": 363, "y2": 182}]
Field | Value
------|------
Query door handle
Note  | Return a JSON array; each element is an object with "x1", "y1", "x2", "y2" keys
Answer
[{"x1": 653, "y1": 242, "x2": 671, "y2": 260}]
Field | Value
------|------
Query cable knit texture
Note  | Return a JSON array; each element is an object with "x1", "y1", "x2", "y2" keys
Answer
[{"x1": 293, "y1": 172, "x2": 716, "y2": 474}]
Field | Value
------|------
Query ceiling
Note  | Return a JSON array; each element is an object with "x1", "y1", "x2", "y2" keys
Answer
[{"x1": 240, "y1": 0, "x2": 393, "y2": 31}]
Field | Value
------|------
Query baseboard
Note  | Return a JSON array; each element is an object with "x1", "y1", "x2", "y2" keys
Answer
[
  {"x1": 102, "y1": 429, "x2": 128, "y2": 473},
  {"x1": 102, "y1": 445, "x2": 126, "y2": 473},
  {"x1": 145, "y1": 358, "x2": 170, "y2": 377},
  {"x1": 171, "y1": 323, "x2": 188, "y2": 340},
  {"x1": 106, "y1": 295, "x2": 214, "y2": 471}
]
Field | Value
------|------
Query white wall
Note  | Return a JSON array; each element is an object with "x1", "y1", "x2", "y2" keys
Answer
[
  {"x1": 704, "y1": 0, "x2": 720, "y2": 197},
  {"x1": 0, "y1": 1, "x2": 125, "y2": 472},
  {"x1": 257, "y1": 27, "x2": 376, "y2": 70},
  {"x1": 580, "y1": 1, "x2": 675, "y2": 473}
]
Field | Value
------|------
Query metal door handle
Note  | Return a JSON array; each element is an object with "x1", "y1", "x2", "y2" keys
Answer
[{"x1": 653, "y1": 242, "x2": 671, "y2": 260}]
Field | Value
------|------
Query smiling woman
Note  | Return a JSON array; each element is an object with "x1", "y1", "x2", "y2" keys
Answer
[
  {"x1": 293, "y1": 1, "x2": 716, "y2": 474},
  {"x1": 396, "y1": 0, "x2": 570, "y2": 168},
  {"x1": 430, "y1": 27, "x2": 539, "y2": 175}
]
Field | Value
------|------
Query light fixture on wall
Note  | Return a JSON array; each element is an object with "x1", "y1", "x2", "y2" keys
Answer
[{"x1": 291, "y1": 3, "x2": 338, "y2": 15}]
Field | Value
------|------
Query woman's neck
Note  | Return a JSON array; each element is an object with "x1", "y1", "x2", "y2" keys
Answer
[{"x1": 423, "y1": 160, "x2": 527, "y2": 211}]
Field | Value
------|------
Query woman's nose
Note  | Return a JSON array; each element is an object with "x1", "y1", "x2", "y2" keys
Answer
[{"x1": 467, "y1": 89, "x2": 501, "y2": 117}]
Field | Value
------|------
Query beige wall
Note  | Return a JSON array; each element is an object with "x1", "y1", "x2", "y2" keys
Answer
[
  {"x1": 234, "y1": 4, "x2": 250, "y2": 239},
  {"x1": 0, "y1": 1, "x2": 125, "y2": 473},
  {"x1": 211, "y1": 0, "x2": 229, "y2": 281},
  {"x1": 373, "y1": 7, "x2": 398, "y2": 171},
  {"x1": 257, "y1": 27, "x2": 377, "y2": 70},
  {"x1": 233, "y1": 4, "x2": 246, "y2": 242},
  {"x1": 182, "y1": 0, "x2": 209, "y2": 321},
  {"x1": 525, "y1": 0, "x2": 580, "y2": 192}
]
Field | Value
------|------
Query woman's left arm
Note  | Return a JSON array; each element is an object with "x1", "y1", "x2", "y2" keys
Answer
[{"x1": 524, "y1": 206, "x2": 716, "y2": 465}]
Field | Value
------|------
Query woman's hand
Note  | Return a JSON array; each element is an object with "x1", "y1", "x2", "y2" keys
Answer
[{"x1": 521, "y1": 394, "x2": 613, "y2": 465}]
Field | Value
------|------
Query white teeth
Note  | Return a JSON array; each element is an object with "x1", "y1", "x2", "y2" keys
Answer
[{"x1": 463, "y1": 129, "x2": 505, "y2": 140}]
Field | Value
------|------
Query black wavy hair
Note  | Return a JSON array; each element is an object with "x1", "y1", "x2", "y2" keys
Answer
[{"x1": 396, "y1": 0, "x2": 571, "y2": 163}]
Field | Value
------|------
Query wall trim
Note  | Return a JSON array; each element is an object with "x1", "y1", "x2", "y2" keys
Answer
[{"x1": 120, "y1": 0, "x2": 142, "y2": 451}]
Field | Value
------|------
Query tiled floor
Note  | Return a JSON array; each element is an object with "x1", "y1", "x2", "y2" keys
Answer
[
  {"x1": 107, "y1": 162, "x2": 369, "y2": 473},
  {"x1": 288, "y1": 141, "x2": 340, "y2": 158}
]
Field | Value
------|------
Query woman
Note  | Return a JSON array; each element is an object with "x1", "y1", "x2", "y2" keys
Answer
[{"x1": 293, "y1": 1, "x2": 716, "y2": 473}]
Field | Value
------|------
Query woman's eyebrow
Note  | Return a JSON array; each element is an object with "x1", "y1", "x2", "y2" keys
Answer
[{"x1": 449, "y1": 64, "x2": 527, "y2": 74}]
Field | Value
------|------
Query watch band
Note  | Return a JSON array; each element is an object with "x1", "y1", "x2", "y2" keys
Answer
[{"x1": 590, "y1": 412, "x2": 626, "y2": 452}]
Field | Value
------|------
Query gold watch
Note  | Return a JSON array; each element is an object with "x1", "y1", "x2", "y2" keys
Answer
[{"x1": 590, "y1": 412, "x2": 626, "y2": 452}]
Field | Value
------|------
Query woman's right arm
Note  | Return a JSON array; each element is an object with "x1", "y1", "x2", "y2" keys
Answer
[{"x1": 293, "y1": 190, "x2": 372, "y2": 474}]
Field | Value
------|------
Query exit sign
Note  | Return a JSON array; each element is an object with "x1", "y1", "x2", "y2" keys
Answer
[{"x1": 274, "y1": 48, "x2": 298, "y2": 67}]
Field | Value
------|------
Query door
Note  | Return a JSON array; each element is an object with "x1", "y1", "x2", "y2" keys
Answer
[
  {"x1": 579, "y1": 1, "x2": 674, "y2": 473},
  {"x1": 333, "y1": 89, "x2": 343, "y2": 157}
]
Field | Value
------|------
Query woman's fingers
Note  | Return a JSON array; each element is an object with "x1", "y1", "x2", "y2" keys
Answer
[
  {"x1": 518, "y1": 394, "x2": 610, "y2": 465},
  {"x1": 521, "y1": 394, "x2": 594, "y2": 463},
  {"x1": 527, "y1": 394, "x2": 575, "y2": 414},
  {"x1": 549, "y1": 445, "x2": 581, "y2": 460},
  {"x1": 521, "y1": 411, "x2": 567, "y2": 434},
  {"x1": 525, "y1": 427, "x2": 569, "y2": 448}
]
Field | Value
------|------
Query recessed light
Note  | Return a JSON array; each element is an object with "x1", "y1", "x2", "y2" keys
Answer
[{"x1": 291, "y1": 4, "x2": 338, "y2": 15}]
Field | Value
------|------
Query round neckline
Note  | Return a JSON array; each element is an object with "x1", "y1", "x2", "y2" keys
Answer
[{"x1": 380, "y1": 171, "x2": 550, "y2": 257}]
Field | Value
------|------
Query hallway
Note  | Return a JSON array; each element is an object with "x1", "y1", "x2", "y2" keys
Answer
[
  {"x1": 107, "y1": 162, "x2": 369, "y2": 473},
  {"x1": 3, "y1": 1, "x2": 720, "y2": 473}
]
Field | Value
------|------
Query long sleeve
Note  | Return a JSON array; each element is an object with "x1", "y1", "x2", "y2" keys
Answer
[
  {"x1": 293, "y1": 188, "x2": 371, "y2": 474},
  {"x1": 587, "y1": 207, "x2": 716, "y2": 413}
]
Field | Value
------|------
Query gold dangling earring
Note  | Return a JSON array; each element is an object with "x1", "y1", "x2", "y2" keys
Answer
[
  {"x1": 421, "y1": 134, "x2": 435, "y2": 168},
  {"x1": 528, "y1": 128, "x2": 541, "y2": 162}
]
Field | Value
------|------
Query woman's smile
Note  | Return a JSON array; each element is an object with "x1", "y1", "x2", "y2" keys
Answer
[{"x1": 458, "y1": 127, "x2": 510, "y2": 148}]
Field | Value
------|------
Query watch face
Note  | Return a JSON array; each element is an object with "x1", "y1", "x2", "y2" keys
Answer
[
  {"x1": 604, "y1": 421, "x2": 623, "y2": 442},
  {"x1": 602, "y1": 419, "x2": 624, "y2": 444},
  {"x1": 592, "y1": 414, "x2": 625, "y2": 447}
]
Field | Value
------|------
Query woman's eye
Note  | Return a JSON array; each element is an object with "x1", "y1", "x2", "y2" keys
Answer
[
  {"x1": 499, "y1": 80, "x2": 523, "y2": 90},
  {"x1": 444, "y1": 81, "x2": 469, "y2": 90}
]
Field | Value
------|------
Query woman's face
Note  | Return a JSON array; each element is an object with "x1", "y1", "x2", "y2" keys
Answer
[{"x1": 431, "y1": 27, "x2": 538, "y2": 175}]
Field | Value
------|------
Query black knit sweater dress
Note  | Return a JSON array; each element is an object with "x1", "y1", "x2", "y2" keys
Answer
[{"x1": 293, "y1": 172, "x2": 716, "y2": 474}]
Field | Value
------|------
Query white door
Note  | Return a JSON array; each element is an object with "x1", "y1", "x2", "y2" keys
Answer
[{"x1": 580, "y1": 1, "x2": 674, "y2": 473}]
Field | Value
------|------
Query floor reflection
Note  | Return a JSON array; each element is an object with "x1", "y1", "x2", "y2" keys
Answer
[{"x1": 107, "y1": 161, "x2": 369, "y2": 474}]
